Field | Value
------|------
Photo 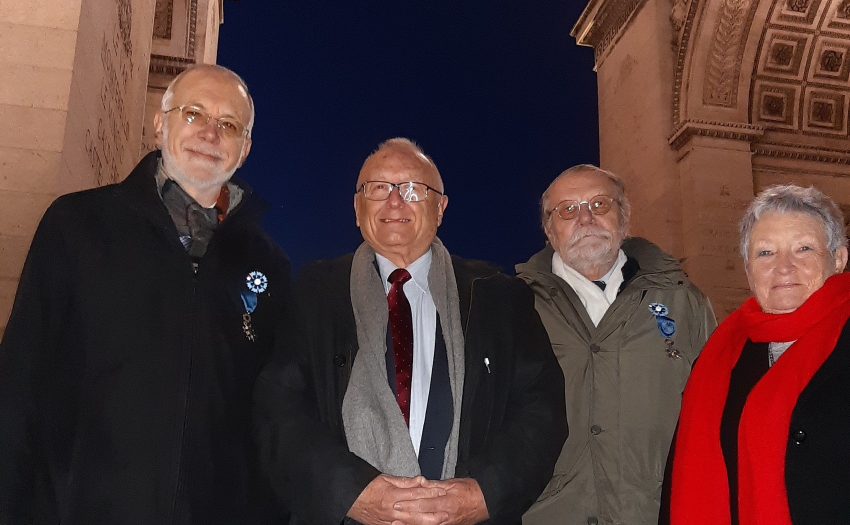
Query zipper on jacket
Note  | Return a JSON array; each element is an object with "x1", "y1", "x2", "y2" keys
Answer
[{"x1": 171, "y1": 262, "x2": 199, "y2": 523}]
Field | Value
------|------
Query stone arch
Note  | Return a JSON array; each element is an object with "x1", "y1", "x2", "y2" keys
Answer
[{"x1": 574, "y1": 0, "x2": 850, "y2": 317}]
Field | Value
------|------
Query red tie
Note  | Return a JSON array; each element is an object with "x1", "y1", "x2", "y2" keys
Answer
[{"x1": 387, "y1": 268, "x2": 413, "y2": 426}]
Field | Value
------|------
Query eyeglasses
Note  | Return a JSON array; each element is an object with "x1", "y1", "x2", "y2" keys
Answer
[
  {"x1": 163, "y1": 105, "x2": 248, "y2": 139},
  {"x1": 549, "y1": 195, "x2": 618, "y2": 221},
  {"x1": 357, "y1": 181, "x2": 443, "y2": 203}
]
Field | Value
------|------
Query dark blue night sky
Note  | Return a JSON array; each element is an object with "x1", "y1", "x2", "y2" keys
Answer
[{"x1": 217, "y1": 1, "x2": 599, "y2": 273}]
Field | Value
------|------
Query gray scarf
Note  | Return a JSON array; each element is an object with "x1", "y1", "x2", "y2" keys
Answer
[{"x1": 342, "y1": 238, "x2": 465, "y2": 479}]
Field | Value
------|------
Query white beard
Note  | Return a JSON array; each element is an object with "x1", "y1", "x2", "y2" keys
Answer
[
  {"x1": 559, "y1": 225, "x2": 620, "y2": 276},
  {"x1": 160, "y1": 121, "x2": 240, "y2": 195}
]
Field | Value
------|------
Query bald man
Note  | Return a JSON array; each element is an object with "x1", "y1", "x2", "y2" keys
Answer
[
  {"x1": 254, "y1": 138, "x2": 566, "y2": 525},
  {"x1": 0, "y1": 65, "x2": 290, "y2": 523}
]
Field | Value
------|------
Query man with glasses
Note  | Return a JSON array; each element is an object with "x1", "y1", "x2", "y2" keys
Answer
[
  {"x1": 254, "y1": 138, "x2": 566, "y2": 525},
  {"x1": 0, "y1": 65, "x2": 289, "y2": 523},
  {"x1": 517, "y1": 165, "x2": 715, "y2": 525}
]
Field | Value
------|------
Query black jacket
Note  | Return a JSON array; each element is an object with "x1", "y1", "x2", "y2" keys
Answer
[
  {"x1": 254, "y1": 252, "x2": 567, "y2": 525},
  {"x1": 0, "y1": 152, "x2": 290, "y2": 524}
]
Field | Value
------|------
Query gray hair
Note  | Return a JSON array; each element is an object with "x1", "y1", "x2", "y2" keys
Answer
[
  {"x1": 540, "y1": 164, "x2": 631, "y2": 237},
  {"x1": 739, "y1": 184, "x2": 847, "y2": 264},
  {"x1": 160, "y1": 64, "x2": 255, "y2": 136}
]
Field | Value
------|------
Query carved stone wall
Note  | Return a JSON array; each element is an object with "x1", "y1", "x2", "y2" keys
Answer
[
  {"x1": 576, "y1": 0, "x2": 850, "y2": 319},
  {"x1": 0, "y1": 0, "x2": 221, "y2": 335}
]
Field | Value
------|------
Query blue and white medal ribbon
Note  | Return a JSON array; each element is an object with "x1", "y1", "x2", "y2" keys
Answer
[
  {"x1": 648, "y1": 302, "x2": 680, "y2": 360},
  {"x1": 241, "y1": 271, "x2": 268, "y2": 342}
]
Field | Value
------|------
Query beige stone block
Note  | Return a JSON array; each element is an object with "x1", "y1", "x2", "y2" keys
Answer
[
  {"x1": 0, "y1": 0, "x2": 82, "y2": 31},
  {"x1": 0, "y1": 190, "x2": 53, "y2": 238},
  {"x1": 57, "y1": 151, "x2": 97, "y2": 196},
  {"x1": 0, "y1": 147, "x2": 60, "y2": 194},
  {"x1": 0, "y1": 234, "x2": 30, "y2": 279},
  {"x1": 0, "y1": 63, "x2": 73, "y2": 110},
  {"x1": 0, "y1": 104, "x2": 67, "y2": 152},
  {"x1": 0, "y1": 23, "x2": 78, "y2": 70}
]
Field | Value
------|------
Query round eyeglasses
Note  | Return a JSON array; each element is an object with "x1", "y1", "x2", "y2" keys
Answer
[
  {"x1": 163, "y1": 105, "x2": 248, "y2": 140},
  {"x1": 549, "y1": 195, "x2": 618, "y2": 221},
  {"x1": 357, "y1": 181, "x2": 443, "y2": 203}
]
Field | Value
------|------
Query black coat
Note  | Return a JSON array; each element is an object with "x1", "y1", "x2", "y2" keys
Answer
[
  {"x1": 254, "y1": 252, "x2": 567, "y2": 525},
  {"x1": 0, "y1": 152, "x2": 291, "y2": 524},
  {"x1": 784, "y1": 319, "x2": 850, "y2": 523},
  {"x1": 660, "y1": 321, "x2": 850, "y2": 525}
]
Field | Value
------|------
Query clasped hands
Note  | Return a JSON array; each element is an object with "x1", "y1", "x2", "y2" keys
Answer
[{"x1": 347, "y1": 474, "x2": 489, "y2": 525}]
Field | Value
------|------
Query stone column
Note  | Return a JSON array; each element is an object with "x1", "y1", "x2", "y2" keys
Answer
[{"x1": 0, "y1": 0, "x2": 155, "y2": 336}]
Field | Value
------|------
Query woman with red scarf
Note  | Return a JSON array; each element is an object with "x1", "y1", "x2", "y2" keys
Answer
[{"x1": 664, "y1": 184, "x2": 850, "y2": 525}]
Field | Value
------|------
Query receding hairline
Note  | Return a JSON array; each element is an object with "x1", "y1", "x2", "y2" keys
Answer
[
  {"x1": 542, "y1": 165, "x2": 621, "y2": 210},
  {"x1": 357, "y1": 137, "x2": 444, "y2": 192},
  {"x1": 160, "y1": 64, "x2": 255, "y2": 133}
]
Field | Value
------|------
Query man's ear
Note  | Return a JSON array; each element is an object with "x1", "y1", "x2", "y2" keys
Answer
[
  {"x1": 238, "y1": 137, "x2": 252, "y2": 167},
  {"x1": 153, "y1": 112, "x2": 165, "y2": 148},
  {"x1": 436, "y1": 194, "x2": 448, "y2": 226},
  {"x1": 354, "y1": 193, "x2": 361, "y2": 227}
]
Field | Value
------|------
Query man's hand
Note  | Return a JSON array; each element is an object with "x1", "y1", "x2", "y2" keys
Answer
[
  {"x1": 392, "y1": 477, "x2": 489, "y2": 525},
  {"x1": 347, "y1": 474, "x2": 448, "y2": 525}
]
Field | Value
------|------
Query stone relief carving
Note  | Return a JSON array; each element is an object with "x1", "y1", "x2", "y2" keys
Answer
[
  {"x1": 787, "y1": 0, "x2": 811, "y2": 12},
  {"x1": 821, "y1": 49, "x2": 845, "y2": 71},
  {"x1": 149, "y1": 0, "x2": 199, "y2": 76},
  {"x1": 117, "y1": 0, "x2": 132, "y2": 57},
  {"x1": 154, "y1": 0, "x2": 174, "y2": 40},
  {"x1": 671, "y1": 0, "x2": 690, "y2": 36},
  {"x1": 840, "y1": 0, "x2": 850, "y2": 18},
  {"x1": 750, "y1": 0, "x2": 850, "y2": 139},
  {"x1": 704, "y1": 0, "x2": 753, "y2": 107}
]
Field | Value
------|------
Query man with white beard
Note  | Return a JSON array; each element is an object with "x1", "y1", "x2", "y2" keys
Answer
[
  {"x1": 0, "y1": 65, "x2": 290, "y2": 523},
  {"x1": 516, "y1": 165, "x2": 716, "y2": 525}
]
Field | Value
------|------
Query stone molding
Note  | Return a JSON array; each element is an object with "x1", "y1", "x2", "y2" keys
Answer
[
  {"x1": 572, "y1": 0, "x2": 649, "y2": 68},
  {"x1": 149, "y1": 0, "x2": 199, "y2": 77},
  {"x1": 753, "y1": 142, "x2": 850, "y2": 163},
  {"x1": 673, "y1": 0, "x2": 702, "y2": 125},
  {"x1": 149, "y1": 54, "x2": 196, "y2": 76},
  {"x1": 669, "y1": 119, "x2": 765, "y2": 149}
]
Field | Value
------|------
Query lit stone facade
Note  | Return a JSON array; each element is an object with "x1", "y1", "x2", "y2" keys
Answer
[
  {"x1": 574, "y1": 0, "x2": 850, "y2": 319},
  {"x1": 0, "y1": 0, "x2": 221, "y2": 335}
]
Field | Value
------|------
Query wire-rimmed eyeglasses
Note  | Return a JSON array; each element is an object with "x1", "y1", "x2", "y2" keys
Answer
[
  {"x1": 548, "y1": 195, "x2": 618, "y2": 221},
  {"x1": 357, "y1": 181, "x2": 443, "y2": 203},
  {"x1": 163, "y1": 105, "x2": 249, "y2": 139}
]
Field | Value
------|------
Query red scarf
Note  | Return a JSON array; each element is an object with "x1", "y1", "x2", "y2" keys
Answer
[{"x1": 670, "y1": 272, "x2": 850, "y2": 525}]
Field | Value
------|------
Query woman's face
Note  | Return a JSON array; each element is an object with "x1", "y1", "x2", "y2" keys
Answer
[{"x1": 746, "y1": 211, "x2": 848, "y2": 314}]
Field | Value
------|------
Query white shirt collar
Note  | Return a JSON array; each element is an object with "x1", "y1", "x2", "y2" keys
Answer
[{"x1": 376, "y1": 249, "x2": 432, "y2": 295}]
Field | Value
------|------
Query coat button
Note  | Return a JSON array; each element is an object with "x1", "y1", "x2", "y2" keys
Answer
[
  {"x1": 590, "y1": 343, "x2": 600, "y2": 353},
  {"x1": 590, "y1": 425, "x2": 602, "y2": 435},
  {"x1": 793, "y1": 429, "x2": 806, "y2": 444},
  {"x1": 333, "y1": 354, "x2": 347, "y2": 367},
  {"x1": 587, "y1": 518, "x2": 598, "y2": 525}
]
